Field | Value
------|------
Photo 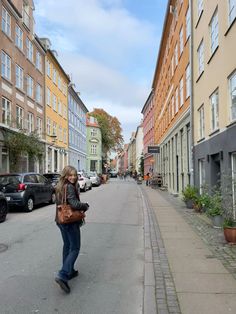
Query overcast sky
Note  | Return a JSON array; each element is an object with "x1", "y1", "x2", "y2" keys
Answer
[{"x1": 34, "y1": 0, "x2": 167, "y2": 143}]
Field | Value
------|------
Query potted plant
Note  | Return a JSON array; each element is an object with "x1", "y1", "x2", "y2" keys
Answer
[
  {"x1": 206, "y1": 192, "x2": 223, "y2": 228},
  {"x1": 182, "y1": 185, "x2": 198, "y2": 209},
  {"x1": 223, "y1": 206, "x2": 236, "y2": 243}
]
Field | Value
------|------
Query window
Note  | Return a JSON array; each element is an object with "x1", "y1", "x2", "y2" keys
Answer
[
  {"x1": 58, "y1": 100, "x2": 62, "y2": 115},
  {"x1": 91, "y1": 128, "x2": 97, "y2": 136},
  {"x1": 59, "y1": 126, "x2": 63, "y2": 141},
  {"x1": 53, "y1": 94, "x2": 57, "y2": 111},
  {"x1": 174, "y1": 43, "x2": 178, "y2": 67},
  {"x1": 63, "y1": 104, "x2": 67, "y2": 119},
  {"x1": 37, "y1": 117, "x2": 42, "y2": 137},
  {"x1": 199, "y1": 159, "x2": 205, "y2": 194},
  {"x1": 27, "y1": 76, "x2": 34, "y2": 98},
  {"x1": 229, "y1": 71, "x2": 236, "y2": 121},
  {"x1": 16, "y1": 106, "x2": 23, "y2": 129},
  {"x1": 210, "y1": 89, "x2": 219, "y2": 131},
  {"x1": 197, "y1": 0, "x2": 203, "y2": 17},
  {"x1": 1, "y1": 51, "x2": 11, "y2": 80},
  {"x1": 180, "y1": 77, "x2": 184, "y2": 107},
  {"x1": 46, "y1": 88, "x2": 51, "y2": 106},
  {"x1": 171, "y1": 96, "x2": 175, "y2": 118},
  {"x1": 210, "y1": 10, "x2": 219, "y2": 54},
  {"x1": 27, "y1": 112, "x2": 34, "y2": 133},
  {"x1": 186, "y1": 7, "x2": 191, "y2": 39},
  {"x1": 2, "y1": 97, "x2": 11, "y2": 125},
  {"x1": 229, "y1": 0, "x2": 236, "y2": 24},
  {"x1": 63, "y1": 129, "x2": 67, "y2": 143},
  {"x1": 53, "y1": 68, "x2": 57, "y2": 84},
  {"x1": 197, "y1": 40, "x2": 204, "y2": 75},
  {"x1": 36, "y1": 51, "x2": 42, "y2": 71},
  {"x1": 47, "y1": 118, "x2": 51, "y2": 135},
  {"x1": 179, "y1": 26, "x2": 183, "y2": 55},
  {"x1": 58, "y1": 76, "x2": 62, "y2": 90},
  {"x1": 185, "y1": 64, "x2": 190, "y2": 99},
  {"x1": 175, "y1": 87, "x2": 179, "y2": 114},
  {"x1": 198, "y1": 105, "x2": 205, "y2": 139},
  {"x1": 53, "y1": 122, "x2": 57, "y2": 136},
  {"x1": 91, "y1": 144, "x2": 97, "y2": 154},
  {"x1": 2, "y1": 7, "x2": 11, "y2": 37},
  {"x1": 23, "y1": 3, "x2": 30, "y2": 29},
  {"x1": 36, "y1": 84, "x2": 42, "y2": 104},
  {"x1": 15, "y1": 65, "x2": 24, "y2": 90},
  {"x1": 15, "y1": 25, "x2": 23, "y2": 50},
  {"x1": 26, "y1": 38, "x2": 33, "y2": 62},
  {"x1": 46, "y1": 60, "x2": 51, "y2": 77}
]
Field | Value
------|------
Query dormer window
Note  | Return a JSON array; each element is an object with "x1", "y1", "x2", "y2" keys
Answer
[{"x1": 23, "y1": 2, "x2": 30, "y2": 29}]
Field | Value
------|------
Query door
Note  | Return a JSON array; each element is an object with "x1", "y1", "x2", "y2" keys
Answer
[
  {"x1": 23, "y1": 174, "x2": 40, "y2": 204},
  {"x1": 36, "y1": 174, "x2": 51, "y2": 202}
]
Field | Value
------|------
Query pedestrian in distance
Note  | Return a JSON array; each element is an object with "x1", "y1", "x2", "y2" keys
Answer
[{"x1": 55, "y1": 165, "x2": 89, "y2": 294}]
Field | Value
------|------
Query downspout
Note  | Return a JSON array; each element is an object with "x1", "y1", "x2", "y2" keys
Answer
[{"x1": 189, "y1": 0, "x2": 195, "y2": 186}]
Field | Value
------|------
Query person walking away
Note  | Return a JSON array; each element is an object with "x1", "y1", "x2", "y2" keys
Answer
[
  {"x1": 145, "y1": 172, "x2": 150, "y2": 186},
  {"x1": 55, "y1": 165, "x2": 89, "y2": 293}
]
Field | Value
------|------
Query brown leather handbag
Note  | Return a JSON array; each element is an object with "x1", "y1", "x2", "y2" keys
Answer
[{"x1": 57, "y1": 185, "x2": 85, "y2": 224}]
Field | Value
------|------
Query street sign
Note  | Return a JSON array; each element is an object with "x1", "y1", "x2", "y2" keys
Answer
[{"x1": 148, "y1": 146, "x2": 160, "y2": 154}]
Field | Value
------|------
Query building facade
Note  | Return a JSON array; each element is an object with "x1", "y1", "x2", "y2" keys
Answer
[
  {"x1": 86, "y1": 115, "x2": 102, "y2": 173},
  {"x1": 0, "y1": 0, "x2": 45, "y2": 173},
  {"x1": 192, "y1": 0, "x2": 236, "y2": 195},
  {"x1": 41, "y1": 42, "x2": 70, "y2": 173},
  {"x1": 68, "y1": 86, "x2": 88, "y2": 171},
  {"x1": 141, "y1": 90, "x2": 155, "y2": 175},
  {"x1": 135, "y1": 123, "x2": 143, "y2": 173},
  {"x1": 153, "y1": 0, "x2": 192, "y2": 194}
]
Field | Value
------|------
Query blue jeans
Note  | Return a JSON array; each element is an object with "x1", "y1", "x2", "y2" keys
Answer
[{"x1": 57, "y1": 223, "x2": 81, "y2": 281}]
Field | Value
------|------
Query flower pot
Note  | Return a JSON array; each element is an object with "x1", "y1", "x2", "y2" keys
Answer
[
  {"x1": 211, "y1": 215, "x2": 223, "y2": 228},
  {"x1": 185, "y1": 199, "x2": 194, "y2": 209},
  {"x1": 224, "y1": 227, "x2": 236, "y2": 243}
]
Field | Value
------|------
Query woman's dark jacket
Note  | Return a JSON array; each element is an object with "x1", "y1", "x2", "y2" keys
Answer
[{"x1": 55, "y1": 182, "x2": 88, "y2": 223}]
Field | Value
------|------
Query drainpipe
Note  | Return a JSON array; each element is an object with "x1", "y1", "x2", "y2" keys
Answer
[{"x1": 189, "y1": 0, "x2": 194, "y2": 186}]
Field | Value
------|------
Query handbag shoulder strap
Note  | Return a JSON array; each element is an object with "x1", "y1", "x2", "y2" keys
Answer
[{"x1": 62, "y1": 184, "x2": 67, "y2": 204}]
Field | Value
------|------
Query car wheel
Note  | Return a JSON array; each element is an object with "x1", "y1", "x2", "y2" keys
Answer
[
  {"x1": 50, "y1": 192, "x2": 56, "y2": 204},
  {"x1": 89, "y1": 185, "x2": 92, "y2": 190},
  {"x1": 0, "y1": 201, "x2": 8, "y2": 223},
  {"x1": 82, "y1": 184, "x2": 86, "y2": 192},
  {"x1": 25, "y1": 196, "x2": 34, "y2": 212}
]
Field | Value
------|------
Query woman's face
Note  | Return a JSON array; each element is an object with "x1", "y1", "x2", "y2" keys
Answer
[{"x1": 67, "y1": 171, "x2": 77, "y2": 184}]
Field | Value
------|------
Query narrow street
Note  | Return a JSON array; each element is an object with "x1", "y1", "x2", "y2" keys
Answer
[{"x1": 0, "y1": 179, "x2": 145, "y2": 314}]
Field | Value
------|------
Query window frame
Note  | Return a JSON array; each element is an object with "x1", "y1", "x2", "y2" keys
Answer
[
  {"x1": 1, "y1": 51, "x2": 11, "y2": 81},
  {"x1": 15, "y1": 64, "x2": 24, "y2": 90},
  {"x1": 197, "y1": 40, "x2": 204, "y2": 75},
  {"x1": 209, "y1": 9, "x2": 219, "y2": 54},
  {"x1": 210, "y1": 89, "x2": 219, "y2": 132},
  {"x1": 229, "y1": 71, "x2": 236, "y2": 121},
  {"x1": 2, "y1": 6, "x2": 11, "y2": 37}
]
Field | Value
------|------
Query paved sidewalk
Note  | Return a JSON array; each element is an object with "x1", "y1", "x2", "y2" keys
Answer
[{"x1": 142, "y1": 185, "x2": 236, "y2": 314}]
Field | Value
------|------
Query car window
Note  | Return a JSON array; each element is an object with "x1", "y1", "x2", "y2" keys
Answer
[
  {"x1": 36, "y1": 174, "x2": 47, "y2": 184},
  {"x1": 23, "y1": 174, "x2": 37, "y2": 183},
  {"x1": 0, "y1": 175, "x2": 21, "y2": 185}
]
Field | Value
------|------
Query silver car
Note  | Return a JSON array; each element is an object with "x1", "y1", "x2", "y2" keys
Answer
[
  {"x1": 88, "y1": 171, "x2": 101, "y2": 186},
  {"x1": 78, "y1": 172, "x2": 92, "y2": 192}
]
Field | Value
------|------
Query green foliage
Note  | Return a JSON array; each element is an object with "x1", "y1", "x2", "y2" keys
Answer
[
  {"x1": 4, "y1": 130, "x2": 44, "y2": 171},
  {"x1": 182, "y1": 185, "x2": 198, "y2": 202},
  {"x1": 139, "y1": 153, "x2": 144, "y2": 176},
  {"x1": 223, "y1": 217, "x2": 236, "y2": 228},
  {"x1": 206, "y1": 191, "x2": 223, "y2": 217}
]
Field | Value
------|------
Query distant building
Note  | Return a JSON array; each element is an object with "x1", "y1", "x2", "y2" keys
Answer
[
  {"x1": 68, "y1": 86, "x2": 88, "y2": 171},
  {"x1": 135, "y1": 123, "x2": 143, "y2": 173},
  {"x1": 86, "y1": 115, "x2": 102, "y2": 173}
]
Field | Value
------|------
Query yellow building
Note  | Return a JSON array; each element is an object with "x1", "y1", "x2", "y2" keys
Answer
[{"x1": 40, "y1": 38, "x2": 70, "y2": 172}]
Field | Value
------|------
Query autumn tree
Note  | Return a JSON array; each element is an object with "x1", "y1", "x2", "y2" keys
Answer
[{"x1": 89, "y1": 108, "x2": 124, "y2": 155}]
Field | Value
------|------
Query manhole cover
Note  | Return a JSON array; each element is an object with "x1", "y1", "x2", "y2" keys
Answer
[{"x1": 0, "y1": 243, "x2": 8, "y2": 253}]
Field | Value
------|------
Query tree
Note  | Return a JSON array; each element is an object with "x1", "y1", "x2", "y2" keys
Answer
[{"x1": 89, "y1": 108, "x2": 124, "y2": 155}]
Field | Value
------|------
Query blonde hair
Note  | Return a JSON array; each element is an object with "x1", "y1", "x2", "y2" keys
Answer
[{"x1": 56, "y1": 165, "x2": 78, "y2": 200}]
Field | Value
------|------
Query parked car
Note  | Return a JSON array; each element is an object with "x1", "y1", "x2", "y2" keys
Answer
[
  {"x1": 43, "y1": 172, "x2": 61, "y2": 187},
  {"x1": 0, "y1": 192, "x2": 8, "y2": 223},
  {"x1": 87, "y1": 171, "x2": 101, "y2": 186},
  {"x1": 109, "y1": 170, "x2": 118, "y2": 178},
  {"x1": 78, "y1": 172, "x2": 92, "y2": 192},
  {"x1": 0, "y1": 173, "x2": 56, "y2": 212}
]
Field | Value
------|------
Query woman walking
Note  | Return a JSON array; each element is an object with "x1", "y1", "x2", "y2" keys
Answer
[{"x1": 55, "y1": 166, "x2": 89, "y2": 293}]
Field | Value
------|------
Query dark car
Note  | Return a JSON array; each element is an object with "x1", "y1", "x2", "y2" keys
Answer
[
  {"x1": 43, "y1": 173, "x2": 61, "y2": 187},
  {"x1": 0, "y1": 173, "x2": 56, "y2": 212},
  {"x1": 0, "y1": 192, "x2": 8, "y2": 223},
  {"x1": 109, "y1": 170, "x2": 118, "y2": 178}
]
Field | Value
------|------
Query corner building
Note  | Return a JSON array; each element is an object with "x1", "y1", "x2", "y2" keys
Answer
[{"x1": 153, "y1": 0, "x2": 192, "y2": 194}]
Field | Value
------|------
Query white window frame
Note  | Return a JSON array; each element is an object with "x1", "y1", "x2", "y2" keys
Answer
[
  {"x1": 2, "y1": 7, "x2": 11, "y2": 37},
  {"x1": 91, "y1": 128, "x2": 97, "y2": 137},
  {"x1": 180, "y1": 77, "x2": 184, "y2": 107},
  {"x1": 174, "y1": 43, "x2": 178, "y2": 67},
  {"x1": 15, "y1": 25, "x2": 23, "y2": 50},
  {"x1": 15, "y1": 64, "x2": 24, "y2": 90},
  {"x1": 53, "y1": 68, "x2": 57, "y2": 84},
  {"x1": 171, "y1": 96, "x2": 175, "y2": 118},
  {"x1": 186, "y1": 7, "x2": 191, "y2": 40},
  {"x1": 1, "y1": 51, "x2": 11, "y2": 80},
  {"x1": 185, "y1": 64, "x2": 190, "y2": 99},
  {"x1": 91, "y1": 144, "x2": 97, "y2": 155},
  {"x1": 197, "y1": 0, "x2": 203, "y2": 17},
  {"x1": 27, "y1": 75, "x2": 34, "y2": 98},
  {"x1": 199, "y1": 159, "x2": 205, "y2": 194},
  {"x1": 209, "y1": 9, "x2": 219, "y2": 54},
  {"x1": 47, "y1": 118, "x2": 51, "y2": 135},
  {"x1": 16, "y1": 105, "x2": 23, "y2": 129},
  {"x1": 37, "y1": 117, "x2": 42, "y2": 138},
  {"x1": 53, "y1": 94, "x2": 57, "y2": 111},
  {"x1": 46, "y1": 88, "x2": 51, "y2": 106},
  {"x1": 2, "y1": 97, "x2": 11, "y2": 125},
  {"x1": 36, "y1": 83, "x2": 42, "y2": 104},
  {"x1": 229, "y1": 0, "x2": 236, "y2": 24},
  {"x1": 175, "y1": 87, "x2": 179, "y2": 114},
  {"x1": 36, "y1": 51, "x2": 42, "y2": 71},
  {"x1": 53, "y1": 122, "x2": 57, "y2": 136},
  {"x1": 210, "y1": 89, "x2": 219, "y2": 131},
  {"x1": 198, "y1": 105, "x2": 205, "y2": 139},
  {"x1": 58, "y1": 100, "x2": 62, "y2": 115},
  {"x1": 229, "y1": 71, "x2": 236, "y2": 121},
  {"x1": 197, "y1": 40, "x2": 204, "y2": 75},
  {"x1": 27, "y1": 112, "x2": 34, "y2": 133},
  {"x1": 26, "y1": 38, "x2": 33, "y2": 62},
  {"x1": 179, "y1": 26, "x2": 183, "y2": 55},
  {"x1": 46, "y1": 60, "x2": 50, "y2": 77}
]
